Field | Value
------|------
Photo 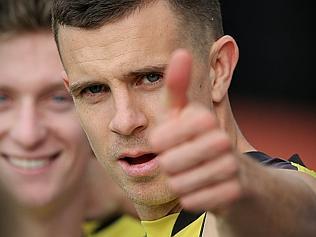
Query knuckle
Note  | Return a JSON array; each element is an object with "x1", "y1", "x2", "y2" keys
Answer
[
  {"x1": 180, "y1": 197, "x2": 196, "y2": 210},
  {"x1": 229, "y1": 179, "x2": 243, "y2": 201},
  {"x1": 187, "y1": 106, "x2": 216, "y2": 130},
  {"x1": 223, "y1": 155, "x2": 239, "y2": 176},
  {"x1": 216, "y1": 132, "x2": 232, "y2": 151},
  {"x1": 203, "y1": 130, "x2": 231, "y2": 154},
  {"x1": 197, "y1": 111, "x2": 216, "y2": 130}
]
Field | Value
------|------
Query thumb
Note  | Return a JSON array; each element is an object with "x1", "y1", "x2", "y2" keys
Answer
[{"x1": 165, "y1": 49, "x2": 192, "y2": 111}]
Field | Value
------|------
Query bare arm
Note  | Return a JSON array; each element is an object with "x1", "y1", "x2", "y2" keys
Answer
[{"x1": 215, "y1": 161, "x2": 316, "y2": 237}]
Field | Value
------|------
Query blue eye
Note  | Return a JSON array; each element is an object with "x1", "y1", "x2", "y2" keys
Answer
[
  {"x1": 144, "y1": 73, "x2": 161, "y2": 83},
  {"x1": 0, "y1": 94, "x2": 11, "y2": 111},
  {"x1": 83, "y1": 85, "x2": 107, "y2": 95},
  {"x1": 51, "y1": 93, "x2": 72, "y2": 103},
  {"x1": 0, "y1": 94, "x2": 7, "y2": 102},
  {"x1": 52, "y1": 95, "x2": 68, "y2": 102},
  {"x1": 145, "y1": 73, "x2": 161, "y2": 82},
  {"x1": 46, "y1": 92, "x2": 73, "y2": 112}
]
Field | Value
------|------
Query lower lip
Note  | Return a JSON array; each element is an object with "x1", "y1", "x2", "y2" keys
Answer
[
  {"x1": 118, "y1": 156, "x2": 159, "y2": 177},
  {"x1": 2, "y1": 155, "x2": 59, "y2": 176}
]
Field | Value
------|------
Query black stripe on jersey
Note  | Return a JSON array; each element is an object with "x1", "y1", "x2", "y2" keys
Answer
[
  {"x1": 198, "y1": 213, "x2": 207, "y2": 237},
  {"x1": 171, "y1": 210, "x2": 204, "y2": 237},
  {"x1": 246, "y1": 151, "x2": 298, "y2": 170},
  {"x1": 288, "y1": 154, "x2": 305, "y2": 166},
  {"x1": 91, "y1": 213, "x2": 122, "y2": 234}
]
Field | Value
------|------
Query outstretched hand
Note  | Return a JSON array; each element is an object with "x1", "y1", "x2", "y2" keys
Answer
[{"x1": 150, "y1": 49, "x2": 248, "y2": 212}]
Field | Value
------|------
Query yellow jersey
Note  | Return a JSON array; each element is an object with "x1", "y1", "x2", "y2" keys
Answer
[
  {"x1": 141, "y1": 152, "x2": 316, "y2": 237},
  {"x1": 84, "y1": 214, "x2": 145, "y2": 237},
  {"x1": 86, "y1": 152, "x2": 315, "y2": 237},
  {"x1": 142, "y1": 211, "x2": 206, "y2": 237}
]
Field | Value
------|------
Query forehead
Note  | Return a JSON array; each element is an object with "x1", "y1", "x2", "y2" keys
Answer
[
  {"x1": 58, "y1": 1, "x2": 183, "y2": 80},
  {"x1": 0, "y1": 32, "x2": 64, "y2": 92}
]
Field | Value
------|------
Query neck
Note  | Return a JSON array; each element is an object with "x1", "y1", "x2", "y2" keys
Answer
[
  {"x1": 85, "y1": 189, "x2": 137, "y2": 220},
  {"x1": 9, "y1": 186, "x2": 85, "y2": 237},
  {"x1": 134, "y1": 199, "x2": 182, "y2": 221},
  {"x1": 215, "y1": 96, "x2": 255, "y2": 153}
]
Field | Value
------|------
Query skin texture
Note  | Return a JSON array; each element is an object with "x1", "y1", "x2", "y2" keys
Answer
[
  {"x1": 0, "y1": 32, "x2": 90, "y2": 237},
  {"x1": 58, "y1": 1, "x2": 245, "y2": 218},
  {"x1": 59, "y1": 1, "x2": 214, "y2": 219},
  {"x1": 57, "y1": 1, "x2": 316, "y2": 236}
]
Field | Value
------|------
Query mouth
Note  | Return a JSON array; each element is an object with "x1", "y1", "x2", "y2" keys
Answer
[
  {"x1": 118, "y1": 152, "x2": 159, "y2": 177},
  {"x1": 1, "y1": 152, "x2": 61, "y2": 171},
  {"x1": 120, "y1": 153, "x2": 158, "y2": 165}
]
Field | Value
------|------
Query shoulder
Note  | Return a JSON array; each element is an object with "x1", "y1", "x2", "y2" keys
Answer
[{"x1": 245, "y1": 151, "x2": 316, "y2": 177}]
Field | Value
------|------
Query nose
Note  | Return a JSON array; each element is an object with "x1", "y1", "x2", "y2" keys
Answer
[
  {"x1": 9, "y1": 101, "x2": 47, "y2": 149},
  {"x1": 109, "y1": 93, "x2": 148, "y2": 136}
]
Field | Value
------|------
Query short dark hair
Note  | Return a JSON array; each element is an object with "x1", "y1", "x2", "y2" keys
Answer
[
  {"x1": 52, "y1": 0, "x2": 223, "y2": 54},
  {"x1": 0, "y1": 0, "x2": 52, "y2": 39}
]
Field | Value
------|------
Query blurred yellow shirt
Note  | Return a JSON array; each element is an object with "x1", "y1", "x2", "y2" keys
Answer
[{"x1": 84, "y1": 215, "x2": 145, "y2": 237}]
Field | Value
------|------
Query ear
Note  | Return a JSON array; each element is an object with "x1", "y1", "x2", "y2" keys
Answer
[
  {"x1": 209, "y1": 35, "x2": 239, "y2": 103},
  {"x1": 61, "y1": 70, "x2": 70, "y2": 93}
]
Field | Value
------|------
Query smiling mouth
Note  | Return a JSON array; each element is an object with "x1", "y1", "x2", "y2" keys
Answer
[
  {"x1": 120, "y1": 153, "x2": 158, "y2": 165},
  {"x1": 1, "y1": 152, "x2": 60, "y2": 170}
]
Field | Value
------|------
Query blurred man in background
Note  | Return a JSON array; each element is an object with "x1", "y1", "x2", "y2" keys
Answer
[{"x1": 0, "y1": 0, "x2": 144, "y2": 236}]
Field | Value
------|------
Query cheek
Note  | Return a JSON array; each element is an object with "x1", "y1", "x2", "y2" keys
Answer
[
  {"x1": 188, "y1": 62, "x2": 213, "y2": 104},
  {"x1": 189, "y1": 78, "x2": 212, "y2": 106},
  {"x1": 53, "y1": 117, "x2": 91, "y2": 172},
  {"x1": 140, "y1": 90, "x2": 167, "y2": 125},
  {"x1": 80, "y1": 112, "x2": 108, "y2": 141},
  {"x1": 49, "y1": 113, "x2": 89, "y2": 147},
  {"x1": 76, "y1": 109, "x2": 110, "y2": 155},
  {"x1": 76, "y1": 101, "x2": 111, "y2": 133},
  {"x1": 0, "y1": 111, "x2": 15, "y2": 136}
]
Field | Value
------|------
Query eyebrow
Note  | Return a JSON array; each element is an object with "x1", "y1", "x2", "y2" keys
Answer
[
  {"x1": 69, "y1": 64, "x2": 168, "y2": 96},
  {"x1": 69, "y1": 81, "x2": 100, "y2": 97},
  {"x1": 122, "y1": 64, "x2": 167, "y2": 80}
]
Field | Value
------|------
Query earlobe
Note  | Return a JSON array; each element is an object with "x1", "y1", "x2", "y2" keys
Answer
[
  {"x1": 61, "y1": 70, "x2": 70, "y2": 92},
  {"x1": 210, "y1": 35, "x2": 239, "y2": 103}
]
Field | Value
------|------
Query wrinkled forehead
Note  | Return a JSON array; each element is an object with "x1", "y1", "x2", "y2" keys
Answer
[{"x1": 57, "y1": 1, "x2": 185, "y2": 78}]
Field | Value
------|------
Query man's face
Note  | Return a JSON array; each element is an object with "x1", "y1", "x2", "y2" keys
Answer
[
  {"x1": 59, "y1": 1, "x2": 212, "y2": 206},
  {"x1": 0, "y1": 32, "x2": 91, "y2": 207}
]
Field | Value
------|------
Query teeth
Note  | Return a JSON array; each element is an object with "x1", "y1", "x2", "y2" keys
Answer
[{"x1": 8, "y1": 157, "x2": 50, "y2": 170}]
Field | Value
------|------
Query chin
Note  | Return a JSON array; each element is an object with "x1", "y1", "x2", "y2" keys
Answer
[
  {"x1": 124, "y1": 181, "x2": 177, "y2": 207},
  {"x1": 131, "y1": 193, "x2": 177, "y2": 207},
  {"x1": 10, "y1": 185, "x2": 60, "y2": 209}
]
